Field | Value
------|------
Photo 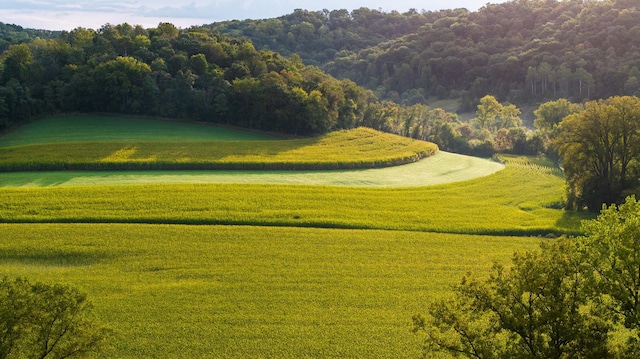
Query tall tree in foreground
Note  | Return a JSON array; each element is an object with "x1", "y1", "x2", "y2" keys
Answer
[
  {"x1": 578, "y1": 196, "x2": 640, "y2": 354},
  {"x1": 414, "y1": 196, "x2": 640, "y2": 358},
  {"x1": 413, "y1": 238, "x2": 610, "y2": 359},
  {"x1": 553, "y1": 96, "x2": 640, "y2": 211},
  {"x1": 0, "y1": 277, "x2": 110, "y2": 359}
]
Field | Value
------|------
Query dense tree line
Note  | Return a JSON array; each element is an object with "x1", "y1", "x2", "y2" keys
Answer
[
  {"x1": 210, "y1": 0, "x2": 640, "y2": 109},
  {"x1": 0, "y1": 23, "x2": 60, "y2": 53},
  {"x1": 0, "y1": 22, "x2": 379, "y2": 136},
  {"x1": 2, "y1": 0, "x2": 638, "y2": 167},
  {"x1": 0, "y1": 21, "x2": 543, "y2": 157}
]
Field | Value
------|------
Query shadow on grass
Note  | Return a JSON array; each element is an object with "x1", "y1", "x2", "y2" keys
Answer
[
  {"x1": 554, "y1": 210, "x2": 596, "y2": 236},
  {"x1": 0, "y1": 248, "x2": 111, "y2": 266}
]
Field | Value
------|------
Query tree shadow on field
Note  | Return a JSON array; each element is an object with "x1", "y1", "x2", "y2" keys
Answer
[
  {"x1": 554, "y1": 210, "x2": 596, "y2": 235},
  {"x1": 0, "y1": 248, "x2": 111, "y2": 266}
]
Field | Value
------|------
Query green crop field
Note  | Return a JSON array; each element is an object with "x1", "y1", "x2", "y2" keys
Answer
[
  {"x1": 0, "y1": 116, "x2": 590, "y2": 358},
  {"x1": 0, "y1": 117, "x2": 437, "y2": 171},
  {"x1": 0, "y1": 151, "x2": 503, "y2": 187},
  {"x1": 0, "y1": 224, "x2": 541, "y2": 358}
]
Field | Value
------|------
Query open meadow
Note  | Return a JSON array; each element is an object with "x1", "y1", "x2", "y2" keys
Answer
[{"x1": 0, "y1": 116, "x2": 593, "y2": 357}]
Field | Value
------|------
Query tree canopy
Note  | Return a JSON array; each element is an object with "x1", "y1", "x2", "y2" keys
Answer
[
  {"x1": 0, "y1": 23, "x2": 375, "y2": 136},
  {"x1": 552, "y1": 96, "x2": 640, "y2": 211},
  {"x1": 414, "y1": 196, "x2": 640, "y2": 357},
  {"x1": 209, "y1": 0, "x2": 640, "y2": 108},
  {"x1": 0, "y1": 276, "x2": 109, "y2": 359}
]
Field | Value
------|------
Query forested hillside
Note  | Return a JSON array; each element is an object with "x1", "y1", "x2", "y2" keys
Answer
[
  {"x1": 1, "y1": 0, "x2": 639, "y2": 160},
  {"x1": 0, "y1": 22, "x2": 380, "y2": 136},
  {"x1": 210, "y1": 0, "x2": 640, "y2": 109},
  {"x1": 0, "y1": 23, "x2": 60, "y2": 53}
]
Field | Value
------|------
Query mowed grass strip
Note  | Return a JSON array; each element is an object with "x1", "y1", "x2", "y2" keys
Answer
[
  {"x1": 0, "y1": 152, "x2": 504, "y2": 188},
  {"x1": 0, "y1": 223, "x2": 541, "y2": 358},
  {"x1": 0, "y1": 127, "x2": 437, "y2": 171},
  {"x1": 0, "y1": 159, "x2": 592, "y2": 235}
]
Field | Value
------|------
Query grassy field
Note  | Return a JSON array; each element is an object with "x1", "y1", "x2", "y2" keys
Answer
[
  {"x1": 0, "y1": 224, "x2": 541, "y2": 358},
  {"x1": 0, "y1": 117, "x2": 436, "y2": 171},
  {"x1": 0, "y1": 116, "x2": 589, "y2": 358},
  {"x1": 0, "y1": 151, "x2": 503, "y2": 188},
  {"x1": 0, "y1": 115, "x2": 278, "y2": 146},
  {"x1": 0, "y1": 159, "x2": 591, "y2": 235}
]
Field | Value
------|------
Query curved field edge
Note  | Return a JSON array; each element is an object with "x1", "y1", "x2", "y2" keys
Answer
[
  {"x1": 0, "y1": 152, "x2": 504, "y2": 188},
  {"x1": 0, "y1": 223, "x2": 542, "y2": 358},
  {"x1": 0, "y1": 126, "x2": 437, "y2": 171},
  {"x1": 0, "y1": 159, "x2": 593, "y2": 235}
]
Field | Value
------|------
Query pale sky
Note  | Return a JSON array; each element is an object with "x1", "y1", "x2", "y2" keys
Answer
[{"x1": 1, "y1": 1, "x2": 505, "y2": 31}]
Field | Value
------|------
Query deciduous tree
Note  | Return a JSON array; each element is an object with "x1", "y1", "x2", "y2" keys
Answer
[
  {"x1": 413, "y1": 238, "x2": 610, "y2": 359},
  {"x1": 553, "y1": 96, "x2": 640, "y2": 211},
  {"x1": 0, "y1": 277, "x2": 109, "y2": 359}
]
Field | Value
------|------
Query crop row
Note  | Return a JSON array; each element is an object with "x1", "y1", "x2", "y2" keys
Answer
[
  {"x1": 0, "y1": 164, "x2": 592, "y2": 236},
  {"x1": 0, "y1": 127, "x2": 437, "y2": 171},
  {"x1": 0, "y1": 223, "x2": 541, "y2": 358}
]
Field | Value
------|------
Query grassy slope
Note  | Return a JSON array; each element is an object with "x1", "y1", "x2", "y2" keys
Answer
[
  {"x1": 0, "y1": 223, "x2": 541, "y2": 358},
  {"x1": 0, "y1": 116, "x2": 278, "y2": 146},
  {"x1": 0, "y1": 117, "x2": 437, "y2": 171}
]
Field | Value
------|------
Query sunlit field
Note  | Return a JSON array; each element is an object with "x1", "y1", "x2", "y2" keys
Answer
[
  {"x1": 0, "y1": 156, "x2": 589, "y2": 235},
  {"x1": 0, "y1": 117, "x2": 437, "y2": 171},
  {"x1": 0, "y1": 116, "x2": 590, "y2": 358},
  {"x1": 0, "y1": 224, "x2": 541, "y2": 358},
  {"x1": 0, "y1": 151, "x2": 503, "y2": 187}
]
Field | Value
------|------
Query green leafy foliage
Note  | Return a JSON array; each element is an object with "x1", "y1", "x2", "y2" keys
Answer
[
  {"x1": 209, "y1": 1, "x2": 640, "y2": 106},
  {"x1": 552, "y1": 96, "x2": 640, "y2": 211},
  {"x1": 0, "y1": 23, "x2": 372, "y2": 136},
  {"x1": 0, "y1": 276, "x2": 109, "y2": 359},
  {"x1": 415, "y1": 196, "x2": 640, "y2": 358},
  {"x1": 414, "y1": 238, "x2": 611, "y2": 358},
  {"x1": 579, "y1": 197, "x2": 640, "y2": 332},
  {"x1": 0, "y1": 23, "x2": 60, "y2": 52}
]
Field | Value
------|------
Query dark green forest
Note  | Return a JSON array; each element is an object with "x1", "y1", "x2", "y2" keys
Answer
[
  {"x1": 0, "y1": 23, "x2": 60, "y2": 53},
  {"x1": 211, "y1": 0, "x2": 640, "y2": 108},
  {"x1": 0, "y1": 22, "x2": 375, "y2": 136},
  {"x1": 0, "y1": 0, "x2": 639, "y2": 166}
]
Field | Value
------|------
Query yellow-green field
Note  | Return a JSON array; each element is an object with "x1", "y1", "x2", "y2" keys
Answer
[
  {"x1": 0, "y1": 151, "x2": 503, "y2": 188},
  {"x1": 0, "y1": 117, "x2": 436, "y2": 171},
  {"x1": 0, "y1": 163, "x2": 587, "y2": 235},
  {"x1": 0, "y1": 224, "x2": 541, "y2": 358},
  {"x1": 0, "y1": 117, "x2": 589, "y2": 358}
]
